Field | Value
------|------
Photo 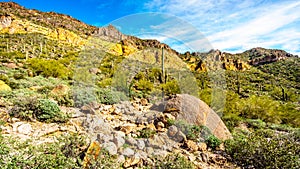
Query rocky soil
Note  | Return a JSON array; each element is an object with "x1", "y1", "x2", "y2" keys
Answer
[{"x1": 0, "y1": 95, "x2": 238, "y2": 168}]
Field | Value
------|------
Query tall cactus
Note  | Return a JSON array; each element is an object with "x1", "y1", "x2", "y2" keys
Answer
[
  {"x1": 161, "y1": 47, "x2": 165, "y2": 101},
  {"x1": 6, "y1": 39, "x2": 9, "y2": 52},
  {"x1": 40, "y1": 42, "x2": 43, "y2": 54},
  {"x1": 236, "y1": 73, "x2": 241, "y2": 94},
  {"x1": 281, "y1": 85, "x2": 286, "y2": 101},
  {"x1": 161, "y1": 47, "x2": 165, "y2": 84}
]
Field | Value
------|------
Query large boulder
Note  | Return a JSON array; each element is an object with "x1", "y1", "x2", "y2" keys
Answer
[{"x1": 152, "y1": 94, "x2": 231, "y2": 140}]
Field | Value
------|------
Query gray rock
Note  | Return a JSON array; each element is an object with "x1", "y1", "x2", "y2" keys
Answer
[
  {"x1": 113, "y1": 135, "x2": 125, "y2": 148},
  {"x1": 146, "y1": 135, "x2": 164, "y2": 149},
  {"x1": 102, "y1": 142, "x2": 118, "y2": 155},
  {"x1": 136, "y1": 150, "x2": 148, "y2": 160},
  {"x1": 153, "y1": 149, "x2": 169, "y2": 158},
  {"x1": 145, "y1": 147, "x2": 154, "y2": 155},
  {"x1": 117, "y1": 155, "x2": 125, "y2": 163},
  {"x1": 167, "y1": 125, "x2": 178, "y2": 137},
  {"x1": 97, "y1": 133, "x2": 113, "y2": 144},
  {"x1": 200, "y1": 152, "x2": 209, "y2": 163},
  {"x1": 125, "y1": 136, "x2": 137, "y2": 146},
  {"x1": 175, "y1": 131, "x2": 186, "y2": 142},
  {"x1": 83, "y1": 114, "x2": 113, "y2": 136},
  {"x1": 115, "y1": 101, "x2": 135, "y2": 115},
  {"x1": 122, "y1": 147, "x2": 135, "y2": 157},
  {"x1": 17, "y1": 123, "x2": 32, "y2": 135},
  {"x1": 136, "y1": 139, "x2": 145, "y2": 150}
]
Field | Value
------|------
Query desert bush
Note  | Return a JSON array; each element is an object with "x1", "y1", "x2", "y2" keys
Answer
[
  {"x1": 73, "y1": 86, "x2": 97, "y2": 107},
  {"x1": 85, "y1": 149, "x2": 119, "y2": 169},
  {"x1": 135, "y1": 79, "x2": 154, "y2": 96},
  {"x1": 160, "y1": 79, "x2": 180, "y2": 96},
  {"x1": 173, "y1": 120, "x2": 220, "y2": 149},
  {"x1": 205, "y1": 135, "x2": 221, "y2": 150},
  {"x1": 137, "y1": 128, "x2": 156, "y2": 138},
  {"x1": 155, "y1": 153, "x2": 195, "y2": 169},
  {"x1": 9, "y1": 97, "x2": 68, "y2": 122},
  {"x1": 0, "y1": 133, "x2": 87, "y2": 168},
  {"x1": 225, "y1": 129, "x2": 300, "y2": 168},
  {"x1": 95, "y1": 88, "x2": 127, "y2": 105},
  {"x1": 245, "y1": 119, "x2": 266, "y2": 129},
  {"x1": 36, "y1": 99, "x2": 68, "y2": 122},
  {"x1": 27, "y1": 58, "x2": 71, "y2": 79}
]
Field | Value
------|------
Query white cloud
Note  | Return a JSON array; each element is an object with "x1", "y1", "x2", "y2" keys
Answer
[{"x1": 143, "y1": 0, "x2": 300, "y2": 55}]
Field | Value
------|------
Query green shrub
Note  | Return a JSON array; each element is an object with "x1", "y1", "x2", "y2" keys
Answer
[
  {"x1": 36, "y1": 99, "x2": 67, "y2": 122},
  {"x1": 174, "y1": 120, "x2": 212, "y2": 142},
  {"x1": 86, "y1": 149, "x2": 119, "y2": 169},
  {"x1": 135, "y1": 79, "x2": 154, "y2": 96},
  {"x1": 166, "y1": 118, "x2": 175, "y2": 127},
  {"x1": 222, "y1": 114, "x2": 243, "y2": 132},
  {"x1": 9, "y1": 97, "x2": 68, "y2": 123},
  {"x1": 138, "y1": 128, "x2": 156, "y2": 138},
  {"x1": 95, "y1": 88, "x2": 127, "y2": 105},
  {"x1": 9, "y1": 96, "x2": 38, "y2": 121},
  {"x1": 27, "y1": 58, "x2": 71, "y2": 79},
  {"x1": 73, "y1": 87, "x2": 97, "y2": 107},
  {"x1": 225, "y1": 129, "x2": 300, "y2": 168},
  {"x1": 160, "y1": 79, "x2": 180, "y2": 96},
  {"x1": 246, "y1": 119, "x2": 266, "y2": 129},
  {"x1": 0, "y1": 133, "x2": 87, "y2": 168},
  {"x1": 205, "y1": 135, "x2": 221, "y2": 150},
  {"x1": 155, "y1": 153, "x2": 195, "y2": 169}
]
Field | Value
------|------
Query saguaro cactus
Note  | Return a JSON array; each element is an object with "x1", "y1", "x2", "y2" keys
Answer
[
  {"x1": 161, "y1": 47, "x2": 165, "y2": 84},
  {"x1": 161, "y1": 47, "x2": 165, "y2": 101}
]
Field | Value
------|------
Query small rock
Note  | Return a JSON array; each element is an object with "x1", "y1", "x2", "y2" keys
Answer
[
  {"x1": 97, "y1": 133, "x2": 113, "y2": 143},
  {"x1": 188, "y1": 154, "x2": 196, "y2": 161},
  {"x1": 136, "y1": 139, "x2": 145, "y2": 150},
  {"x1": 145, "y1": 147, "x2": 154, "y2": 155},
  {"x1": 136, "y1": 151, "x2": 148, "y2": 160},
  {"x1": 125, "y1": 136, "x2": 137, "y2": 146},
  {"x1": 185, "y1": 140, "x2": 198, "y2": 152},
  {"x1": 81, "y1": 105, "x2": 96, "y2": 114},
  {"x1": 146, "y1": 123, "x2": 156, "y2": 131},
  {"x1": 164, "y1": 113, "x2": 176, "y2": 121},
  {"x1": 113, "y1": 135, "x2": 125, "y2": 148},
  {"x1": 123, "y1": 155, "x2": 140, "y2": 168},
  {"x1": 167, "y1": 125, "x2": 178, "y2": 137},
  {"x1": 200, "y1": 152, "x2": 209, "y2": 163},
  {"x1": 198, "y1": 142, "x2": 207, "y2": 151},
  {"x1": 117, "y1": 155, "x2": 126, "y2": 163},
  {"x1": 102, "y1": 142, "x2": 117, "y2": 155},
  {"x1": 122, "y1": 147, "x2": 135, "y2": 157},
  {"x1": 140, "y1": 98, "x2": 148, "y2": 106},
  {"x1": 17, "y1": 123, "x2": 32, "y2": 135},
  {"x1": 120, "y1": 124, "x2": 137, "y2": 134},
  {"x1": 175, "y1": 131, "x2": 186, "y2": 142},
  {"x1": 156, "y1": 121, "x2": 164, "y2": 129},
  {"x1": 153, "y1": 149, "x2": 169, "y2": 158},
  {"x1": 146, "y1": 135, "x2": 164, "y2": 149}
]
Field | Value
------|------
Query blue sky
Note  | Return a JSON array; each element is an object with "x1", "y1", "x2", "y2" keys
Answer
[{"x1": 3, "y1": 0, "x2": 300, "y2": 55}]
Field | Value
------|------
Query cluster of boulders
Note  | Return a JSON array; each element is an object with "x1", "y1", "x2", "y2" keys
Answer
[
  {"x1": 79, "y1": 94, "x2": 234, "y2": 168},
  {"x1": 0, "y1": 94, "x2": 235, "y2": 168}
]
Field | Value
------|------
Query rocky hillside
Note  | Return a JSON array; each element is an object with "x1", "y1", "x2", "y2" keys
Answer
[{"x1": 0, "y1": 2, "x2": 299, "y2": 169}]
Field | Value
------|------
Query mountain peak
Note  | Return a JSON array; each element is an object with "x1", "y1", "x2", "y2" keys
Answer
[{"x1": 0, "y1": 2, "x2": 23, "y2": 9}]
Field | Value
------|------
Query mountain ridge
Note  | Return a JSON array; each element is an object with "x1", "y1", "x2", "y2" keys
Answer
[{"x1": 0, "y1": 1, "x2": 298, "y2": 59}]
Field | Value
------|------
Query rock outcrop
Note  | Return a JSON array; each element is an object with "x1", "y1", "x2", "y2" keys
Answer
[
  {"x1": 246, "y1": 47, "x2": 297, "y2": 66},
  {"x1": 94, "y1": 24, "x2": 127, "y2": 42},
  {"x1": 153, "y1": 94, "x2": 232, "y2": 140}
]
